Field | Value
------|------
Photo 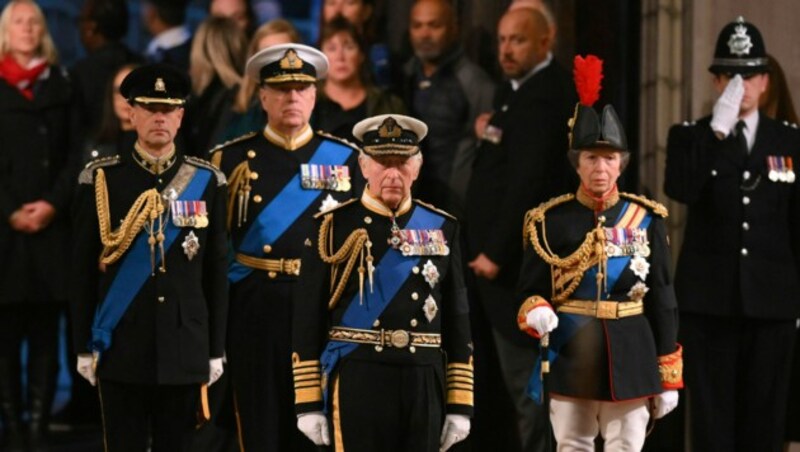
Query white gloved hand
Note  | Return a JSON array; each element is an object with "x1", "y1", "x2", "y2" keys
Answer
[
  {"x1": 76, "y1": 353, "x2": 96, "y2": 386},
  {"x1": 440, "y1": 414, "x2": 470, "y2": 451},
  {"x1": 208, "y1": 357, "x2": 224, "y2": 386},
  {"x1": 526, "y1": 306, "x2": 559, "y2": 336},
  {"x1": 710, "y1": 74, "x2": 744, "y2": 137},
  {"x1": 652, "y1": 390, "x2": 679, "y2": 419},
  {"x1": 297, "y1": 411, "x2": 330, "y2": 446}
]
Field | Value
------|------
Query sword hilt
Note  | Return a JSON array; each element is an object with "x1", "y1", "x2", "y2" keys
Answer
[{"x1": 540, "y1": 333, "x2": 550, "y2": 374}]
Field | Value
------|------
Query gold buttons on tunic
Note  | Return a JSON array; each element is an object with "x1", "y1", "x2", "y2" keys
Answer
[
  {"x1": 364, "y1": 216, "x2": 372, "y2": 224},
  {"x1": 247, "y1": 150, "x2": 256, "y2": 158},
  {"x1": 263, "y1": 244, "x2": 272, "y2": 253},
  {"x1": 412, "y1": 266, "x2": 420, "y2": 274},
  {"x1": 157, "y1": 296, "x2": 165, "y2": 303},
  {"x1": 268, "y1": 271, "x2": 277, "y2": 279},
  {"x1": 411, "y1": 292, "x2": 419, "y2": 301},
  {"x1": 250, "y1": 172, "x2": 259, "y2": 180},
  {"x1": 373, "y1": 319, "x2": 381, "y2": 328},
  {"x1": 410, "y1": 319, "x2": 418, "y2": 327},
  {"x1": 253, "y1": 195, "x2": 263, "y2": 203}
]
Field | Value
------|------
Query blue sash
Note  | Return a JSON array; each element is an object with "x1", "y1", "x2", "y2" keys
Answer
[
  {"x1": 527, "y1": 202, "x2": 653, "y2": 403},
  {"x1": 319, "y1": 204, "x2": 444, "y2": 412},
  {"x1": 228, "y1": 140, "x2": 352, "y2": 283},
  {"x1": 90, "y1": 167, "x2": 213, "y2": 353}
]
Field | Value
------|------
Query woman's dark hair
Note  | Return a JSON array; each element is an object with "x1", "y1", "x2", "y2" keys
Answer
[
  {"x1": 85, "y1": 0, "x2": 129, "y2": 42},
  {"x1": 318, "y1": 15, "x2": 371, "y2": 85},
  {"x1": 94, "y1": 63, "x2": 140, "y2": 145}
]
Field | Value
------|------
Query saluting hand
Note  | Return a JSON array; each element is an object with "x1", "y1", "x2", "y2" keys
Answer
[{"x1": 710, "y1": 74, "x2": 745, "y2": 139}]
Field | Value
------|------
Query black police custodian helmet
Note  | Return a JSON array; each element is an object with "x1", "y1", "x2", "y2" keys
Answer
[
  {"x1": 709, "y1": 16, "x2": 769, "y2": 76},
  {"x1": 119, "y1": 63, "x2": 190, "y2": 106}
]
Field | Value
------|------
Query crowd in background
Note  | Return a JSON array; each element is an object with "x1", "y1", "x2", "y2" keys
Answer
[{"x1": 0, "y1": 0, "x2": 799, "y2": 451}]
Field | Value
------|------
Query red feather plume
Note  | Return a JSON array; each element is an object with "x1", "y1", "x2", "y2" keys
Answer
[{"x1": 573, "y1": 55, "x2": 603, "y2": 107}]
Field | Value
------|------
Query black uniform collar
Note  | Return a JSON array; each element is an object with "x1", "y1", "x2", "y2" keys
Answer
[
  {"x1": 576, "y1": 184, "x2": 620, "y2": 213},
  {"x1": 360, "y1": 186, "x2": 412, "y2": 217},
  {"x1": 263, "y1": 123, "x2": 313, "y2": 151},
  {"x1": 133, "y1": 141, "x2": 177, "y2": 175}
]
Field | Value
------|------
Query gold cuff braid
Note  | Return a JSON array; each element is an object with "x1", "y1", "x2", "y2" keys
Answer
[{"x1": 658, "y1": 344, "x2": 684, "y2": 389}]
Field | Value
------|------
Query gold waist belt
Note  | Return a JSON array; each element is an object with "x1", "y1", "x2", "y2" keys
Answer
[
  {"x1": 557, "y1": 299, "x2": 644, "y2": 319},
  {"x1": 329, "y1": 326, "x2": 441, "y2": 349},
  {"x1": 235, "y1": 253, "x2": 301, "y2": 277}
]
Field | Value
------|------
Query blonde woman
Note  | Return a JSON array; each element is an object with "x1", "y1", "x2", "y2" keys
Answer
[
  {"x1": 185, "y1": 16, "x2": 248, "y2": 153},
  {"x1": 0, "y1": 1, "x2": 81, "y2": 450},
  {"x1": 222, "y1": 19, "x2": 301, "y2": 140}
]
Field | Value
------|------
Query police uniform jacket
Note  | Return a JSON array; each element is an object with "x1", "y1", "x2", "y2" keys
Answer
[
  {"x1": 517, "y1": 190, "x2": 681, "y2": 400},
  {"x1": 210, "y1": 128, "x2": 363, "y2": 282},
  {"x1": 0, "y1": 65, "x2": 83, "y2": 303},
  {"x1": 71, "y1": 150, "x2": 229, "y2": 385},
  {"x1": 292, "y1": 193, "x2": 474, "y2": 416},
  {"x1": 665, "y1": 115, "x2": 800, "y2": 319}
]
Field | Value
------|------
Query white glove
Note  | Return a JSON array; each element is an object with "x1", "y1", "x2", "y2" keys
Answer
[
  {"x1": 76, "y1": 353, "x2": 96, "y2": 386},
  {"x1": 440, "y1": 414, "x2": 470, "y2": 451},
  {"x1": 208, "y1": 357, "x2": 224, "y2": 386},
  {"x1": 297, "y1": 411, "x2": 330, "y2": 446},
  {"x1": 652, "y1": 390, "x2": 679, "y2": 419},
  {"x1": 710, "y1": 74, "x2": 744, "y2": 137},
  {"x1": 526, "y1": 306, "x2": 559, "y2": 336}
]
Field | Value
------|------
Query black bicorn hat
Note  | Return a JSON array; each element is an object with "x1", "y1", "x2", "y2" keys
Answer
[
  {"x1": 709, "y1": 16, "x2": 769, "y2": 75},
  {"x1": 568, "y1": 55, "x2": 628, "y2": 153},
  {"x1": 570, "y1": 104, "x2": 628, "y2": 152},
  {"x1": 352, "y1": 114, "x2": 428, "y2": 157},
  {"x1": 245, "y1": 43, "x2": 328, "y2": 85},
  {"x1": 119, "y1": 63, "x2": 190, "y2": 106}
]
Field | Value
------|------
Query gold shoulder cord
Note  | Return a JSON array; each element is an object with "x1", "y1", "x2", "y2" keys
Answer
[
  {"x1": 95, "y1": 168, "x2": 167, "y2": 274},
  {"x1": 524, "y1": 194, "x2": 608, "y2": 302},
  {"x1": 317, "y1": 214, "x2": 374, "y2": 309},
  {"x1": 227, "y1": 161, "x2": 252, "y2": 229}
]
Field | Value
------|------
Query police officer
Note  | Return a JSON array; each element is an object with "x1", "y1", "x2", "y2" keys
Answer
[
  {"x1": 210, "y1": 43, "x2": 362, "y2": 451},
  {"x1": 71, "y1": 63, "x2": 229, "y2": 451},
  {"x1": 664, "y1": 17, "x2": 800, "y2": 451},
  {"x1": 518, "y1": 56, "x2": 682, "y2": 450},
  {"x1": 292, "y1": 115, "x2": 473, "y2": 451}
]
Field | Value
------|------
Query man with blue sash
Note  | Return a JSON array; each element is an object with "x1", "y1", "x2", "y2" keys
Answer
[
  {"x1": 70, "y1": 64, "x2": 229, "y2": 451},
  {"x1": 517, "y1": 56, "x2": 683, "y2": 450},
  {"x1": 292, "y1": 115, "x2": 473, "y2": 451},
  {"x1": 210, "y1": 43, "x2": 362, "y2": 451}
]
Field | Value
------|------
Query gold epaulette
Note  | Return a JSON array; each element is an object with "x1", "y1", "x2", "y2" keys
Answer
[
  {"x1": 316, "y1": 130, "x2": 361, "y2": 153},
  {"x1": 78, "y1": 155, "x2": 121, "y2": 184},
  {"x1": 208, "y1": 131, "x2": 258, "y2": 168},
  {"x1": 523, "y1": 193, "x2": 574, "y2": 246},
  {"x1": 312, "y1": 198, "x2": 358, "y2": 219},
  {"x1": 413, "y1": 199, "x2": 457, "y2": 221},
  {"x1": 619, "y1": 192, "x2": 668, "y2": 218},
  {"x1": 184, "y1": 156, "x2": 227, "y2": 186}
]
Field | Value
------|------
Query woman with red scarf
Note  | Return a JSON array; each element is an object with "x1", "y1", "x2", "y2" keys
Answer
[{"x1": 0, "y1": 1, "x2": 81, "y2": 450}]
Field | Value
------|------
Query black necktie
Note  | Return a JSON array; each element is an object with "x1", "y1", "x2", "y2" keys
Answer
[{"x1": 735, "y1": 120, "x2": 748, "y2": 160}]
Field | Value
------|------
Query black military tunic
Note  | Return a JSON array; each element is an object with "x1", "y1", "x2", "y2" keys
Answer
[
  {"x1": 664, "y1": 114, "x2": 800, "y2": 450},
  {"x1": 292, "y1": 191, "x2": 474, "y2": 452},
  {"x1": 71, "y1": 148, "x2": 229, "y2": 451},
  {"x1": 211, "y1": 125, "x2": 362, "y2": 451},
  {"x1": 517, "y1": 189, "x2": 681, "y2": 401}
]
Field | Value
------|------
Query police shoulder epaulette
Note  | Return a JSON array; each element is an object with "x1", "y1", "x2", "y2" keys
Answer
[
  {"x1": 78, "y1": 155, "x2": 121, "y2": 184},
  {"x1": 184, "y1": 156, "x2": 227, "y2": 186},
  {"x1": 313, "y1": 197, "x2": 359, "y2": 219},
  {"x1": 619, "y1": 192, "x2": 668, "y2": 218},
  {"x1": 208, "y1": 131, "x2": 258, "y2": 156},
  {"x1": 413, "y1": 199, "x2": 457, "y2": 221},
  {"x1": 316, "y1": 130, "x2": 361, "y2": 153}
]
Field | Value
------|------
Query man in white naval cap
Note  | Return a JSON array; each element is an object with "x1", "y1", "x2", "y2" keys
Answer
[
  {"x1": 292, "y1": 114, "x2": 474, "y2": 451},
  {"x1": 210, "y1": 43, "x2": 363, "y2": 451}
]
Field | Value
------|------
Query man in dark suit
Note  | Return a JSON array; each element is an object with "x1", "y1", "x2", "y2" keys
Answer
[
  {"x1": 71, "y1": 64, "x2": 229, "y2": 451},
  {"x1": 463, "y1": 7, "x2": 576, "y2": 452},
  {"x1": 664, "y1": 17, "x2": 800, "y2": 452},
  {"x1": 210, "y1": 44, "x2": 362, "y2": 452},
  {"x1": 142, "y1": 0, "x2": 192, "y2": 73}
]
